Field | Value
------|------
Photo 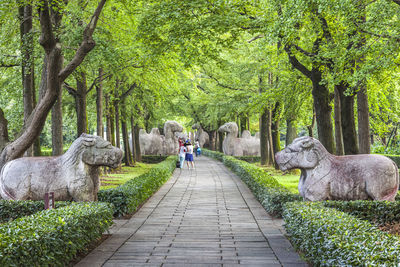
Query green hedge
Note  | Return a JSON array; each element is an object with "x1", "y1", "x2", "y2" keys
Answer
[
  {"x1": 324, "y1": 200, "x2": 400, "y2": 225},
  {"x1": 141, "y1": 155, "x2": 168, "y2": 163},
  {"x1": 0, "y1": 200, "x2": 71, "y2": 223},
  {"x1": 233, "y1": 156, "x2": 260, "y2": 163},
  {"x1": 0, "y1": 202, "x2": 113, "y2": 266},
  {"x1": 283, "y1": 201, "x2": 400, "y2": 266},
  {"x1": 98, "y1": 156, "x2": 177, "y2": 217},
  {"x1": 203, "y1": 149, "x2": 301, "y2": 216}
]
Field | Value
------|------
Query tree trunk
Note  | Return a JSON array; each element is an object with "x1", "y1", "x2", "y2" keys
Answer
[
  {"x1": 334, "y1": 87, "x2": 344, "y2": 155},
  {"x1": 218, "y1": 132, "x2": 224, "y2": 153},
  {"x1": 96, "y1": 68, "x2": 104, "y2": 137},
  {"x1": 114, "y1": 84, "x2": 120, "y2": 148},
  {"x1": 0, "y1": 109, "x2": 9, "y2": 151},
  {"x1": 357, "y1": 85, "x2": 371, "y2": 154},
  {"x1": 209, "y1": 130, "x2": 216, "y2": 150},
  {"x1": 134, "y1": 126, "x2": 142, "y2": 161},
  {"x1": 19, "y1": 4, "x2": 35, "y2": 157},
  {"x1": 286, "y1": 119, "x2": 297, "y2": 146},
  {"x1": 0, "y1": 0, "x2": 106, "y2": 170},
  {"x1": 240, "y1": 115, "x2": 247, "y2": 135},
  {"x1": 130, "y1": 116, "x2": 136, "y2": 163},
  {"x1": 260, "y1": 109, "x2": 269, "y2": 166},
  {"x1": 337, "y1": 82, "x2": 359, "y2": 155},
  {"x1": 51, "y1": 91, "x2": 63, "y2": 156},
  {"x1": 311, "y1": 70, "x2": 335, "y2": 154},
  {"x1": 267, "y1": 110, "x2": 275, "y2": 166},
  {"x1": 76, "y1": 71, "x2": 88, "y2": 136},
  {"x1": 121, "y1": 119, "x2": 132, "y2": 166},
  {"x1": 105, "y1": 94, "x2": 112, "y2": 143},
  {"x1": 271, "y1": 102, "x2": 281, "y2": 155}
]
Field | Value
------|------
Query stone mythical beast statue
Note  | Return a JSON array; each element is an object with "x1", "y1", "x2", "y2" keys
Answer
[
  {"x1": 0, "y1": 134, "x2": 123, "y2": 202},
  {"x1": 275, "y1": 136, "x2": 399, "y2": 201},
  {"x1": 218, "y1": 122, "x2": 260, "y2": 156},
  {"x1": 138, "y1": 128, "x2": 164, "y2": 155},
  {"x1": 192, "y1": 123, "x2": 209, "y2": 148},
  {"x1": 164, "y1": 121, "x2": 183, "y2": 155},
  {"x1": 136, "y1": 121, "x2": 183, "y2": 155}
]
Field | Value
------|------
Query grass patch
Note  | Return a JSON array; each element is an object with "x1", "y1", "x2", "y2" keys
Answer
[
  {"x1": 255, "y1": 164, "x2": 300, "y2": 194},
  {"x1": 100, "y1": 162, "x2": 154, "y2": 189}
]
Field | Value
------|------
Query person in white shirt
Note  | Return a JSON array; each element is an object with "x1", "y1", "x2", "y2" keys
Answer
[
  {"x1": 179, "y1": 144, "x2": 186, "y2": 169},
  {"x1": 185, "y1": 142, "x2": 195, "y2": 169}
]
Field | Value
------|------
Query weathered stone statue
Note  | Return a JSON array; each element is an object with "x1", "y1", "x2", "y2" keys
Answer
[
  {"x1": 164, "y1": 121, "x2": 183, "y2": 155},
  {"x1": 192, "y1": 123, "x2": 209, "y2": 148},
  {"x1": 218, "y1": 122, "x2": 260, "y2": 156},
  {"x1": 0, "y1": 134, "x2": 123, "y2": 202},
  {"x1": 275, "y1": 136, "x2": 399, "y2": 201},
  {"x1": 138, "y1": 128, "x2": 164, "y2": 155}
]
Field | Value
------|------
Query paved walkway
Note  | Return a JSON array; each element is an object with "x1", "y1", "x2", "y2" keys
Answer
[{"x1": 76, "y1": 156, "x2": 307, "y2": 267}]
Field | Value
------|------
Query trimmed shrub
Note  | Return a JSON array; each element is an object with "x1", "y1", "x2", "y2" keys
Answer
[
  {"x1": 141, "y1": 155, "x2": 168, "y2": 163},
  {"x1": 324, "y1": 200, "x2": 400, "y2": 225},
  {"x1": 234, "y1": 156, "x2": 260, "y2": 163},
  {"x1": 283, "y1": 201, "x2": 400, "y2": 266},
  {"x1": 98, "y1": 156, "x2": 176, "y2": 217},
  {"x1": 0, "y1": 202, "x2": 113, "y2": 266},
  {"x1": 203, "y1": 149, "x2": 301, "y2": 216},
  {"x1": 0, "y1": 200, "x2": 71, "y2": 223}
]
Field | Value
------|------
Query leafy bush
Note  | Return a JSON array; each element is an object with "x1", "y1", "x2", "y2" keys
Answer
[
  {"x1": 98, "y1": 156, "x2": 176, "y2": 217},
  {"x1": 283, "y1": 201, "x2": 400, "y2": 266},
  {"x1": 324, "y1": 200, "x2": 400, "y2": 225},
  {"x1": 141, "y1": 155, "x2": 168, "y2": 163},
  {"x1": 0, "y1": 202, "x2": 113, "y2": 266},
  {"x1": 233, "y1": 156, "x2": 260, "y2": 163},
  {"x1": 203, "y1": 149, "x2": 301, "y2": 216},
  {"x1": 0, "y1": 200, "x2": 71, "y2": 223}
]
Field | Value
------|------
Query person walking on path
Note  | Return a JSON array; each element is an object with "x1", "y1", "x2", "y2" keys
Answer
[
  {"x1": 185, "y1": 142, "x2": 195, "y2": 169},
  {"x1": 178, "y1": 143, "x2": 186, "y2": 169}
]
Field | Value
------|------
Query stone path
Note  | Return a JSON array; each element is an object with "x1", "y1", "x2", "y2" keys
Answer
[{"x1": 76, "y1": 156, "x2": 307, "y2": 267}]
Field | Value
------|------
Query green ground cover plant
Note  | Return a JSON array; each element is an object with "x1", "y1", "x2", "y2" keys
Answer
[
  {"x1": 100, "y1": 162, "x2": 154, "y2": 189},
  {"x1": 0, "y1": 202, "x2": 113, "y2": 266},
  {"x1": 98, "y1": 156, "x2": 177, "y2": 217}
]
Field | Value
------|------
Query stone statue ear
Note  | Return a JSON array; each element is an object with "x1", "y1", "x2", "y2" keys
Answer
[
  {"x1": 82, "y1": 136, "x2": 95, "y2": 147},
  {"x1": 301, "y1": 139, "x2": 314, "y2": 149}
]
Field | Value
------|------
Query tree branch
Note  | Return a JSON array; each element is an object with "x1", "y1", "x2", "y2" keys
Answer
[
  {"x1": 247, "y1": 34, "x2": 264, "y2": 43},
  {"x1": 284, "y1": 44, "x2": 312, "y2": 78},
  {"x1": 63, "y1": 82, "x2": 77, "y2": 98},
  {"x1": 58, "y1": 0, "x2": 106, "y2": 81},
  {"x1": 120, "y1": 83, "x2": 138, "y2": 100}
]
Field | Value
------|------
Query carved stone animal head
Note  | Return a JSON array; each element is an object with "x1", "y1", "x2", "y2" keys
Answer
[
  {"x1": 218, "y1": 122, "x2": 238, "y2": 135},
  {"x1": 72, "y1": 134, "x2": 124, "y2": 168},
  {"x1": 275, "y1": 136, "x2": 328, "y2": 171},
  {"x1": 164, "y1": 121, "x2": 183, "y2": 133},
  {"x1": 192, "y1": 123, "x2": 200, "y2": 130}
]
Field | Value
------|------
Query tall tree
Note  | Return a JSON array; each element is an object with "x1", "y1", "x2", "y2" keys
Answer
[{"x1": 0, "y1": 0, "x2": 106, "y2": 169}]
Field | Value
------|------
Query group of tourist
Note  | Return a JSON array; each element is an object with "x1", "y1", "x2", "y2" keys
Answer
[{"x1": 178, "y1": 138, "x2": 201, "y2": 169}]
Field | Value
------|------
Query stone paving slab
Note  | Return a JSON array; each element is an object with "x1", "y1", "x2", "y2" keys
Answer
[{"x1": 76, "y1": 156, "x2": 307, "y2": 267}]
